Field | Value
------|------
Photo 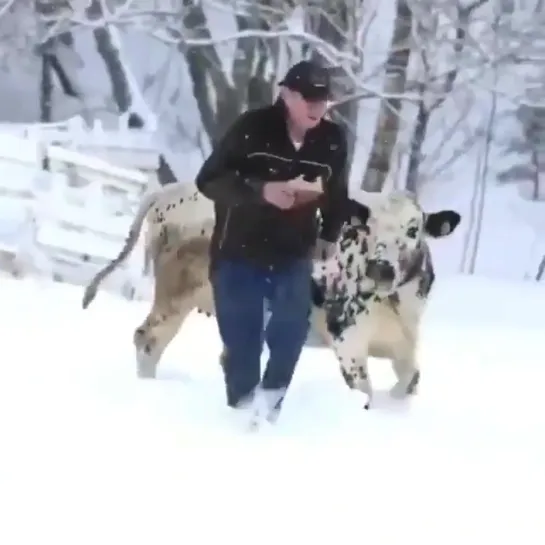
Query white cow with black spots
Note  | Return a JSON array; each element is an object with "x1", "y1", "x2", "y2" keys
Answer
[{"x1": 310, "y1": 190, "x2": 461, "y2": 408}]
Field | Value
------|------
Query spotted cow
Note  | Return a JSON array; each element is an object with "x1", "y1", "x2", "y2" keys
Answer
[
  {"x1": 82, "y1": 185, "x2": 460, "y2": 409},
  {"x1": 81, "y1": 181, "x2": 216, "y2": 379},
  {"x1": 309, "y1": 191, "x2": 461, "y2": 407}
]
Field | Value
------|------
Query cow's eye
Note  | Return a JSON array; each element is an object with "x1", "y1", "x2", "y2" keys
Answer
[{"x1": 407, "y1": 226, "x2": 418, "y2": 239}]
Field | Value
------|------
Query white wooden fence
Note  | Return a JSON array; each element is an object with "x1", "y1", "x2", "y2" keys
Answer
[
  {"x1": 0, "y1": 121, "x2": 160, "y2": 302},
  {"x1": 0, "y1": 115, "x2": 160, "y2": 174}
]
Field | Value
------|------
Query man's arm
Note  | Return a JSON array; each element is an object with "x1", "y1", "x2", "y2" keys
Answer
[
  {"x1": 319, "y1": 129, "x2": 349, "y2": 243},
  {"x1": 196, "y1": 112, "x2": 264, "y2": 206}
]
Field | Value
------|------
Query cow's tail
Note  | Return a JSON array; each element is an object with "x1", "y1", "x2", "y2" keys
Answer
[{"x1": 81, "y1": 183, "x2": 191, "y2": 309}]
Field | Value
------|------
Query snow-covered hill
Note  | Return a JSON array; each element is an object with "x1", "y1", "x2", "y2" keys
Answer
[{"x1": 0, "y1": 273, "x2": 544, "y2": 544}]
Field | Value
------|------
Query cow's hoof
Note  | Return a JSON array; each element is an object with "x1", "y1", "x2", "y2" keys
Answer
[
  {"x1": 389, "y1": 382, "x2": 407, "y2": 399},
  {"x1": 406, "y1": 370, "x2": 420, "y2": 395},
  {"x1": 390, "y1": 370, "x2": 420, "y2": 398},
  {"x1": 136, "y1": 351, "x2": 157, "y2": 379}
]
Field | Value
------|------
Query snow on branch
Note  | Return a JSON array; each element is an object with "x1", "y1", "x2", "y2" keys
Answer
[
  {"x1": 0, "y1": 0, "x2": 17, "y2": 18},
  {"x1": 17, "y1": 0, "x2": 545, "y2": 113},
  {"x1": 33, "y1": 0, "x2": 431, "y2": 106}
]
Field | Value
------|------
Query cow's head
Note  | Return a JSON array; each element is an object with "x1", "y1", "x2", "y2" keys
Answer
[{"x1": 344, "y1": 192, "x2": 461, "y2": 294}]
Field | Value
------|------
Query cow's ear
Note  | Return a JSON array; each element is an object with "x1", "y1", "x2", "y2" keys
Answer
[
  {"x1": 348, "y1": 199, "x2": 370, "y2": 226},
  {"x1": 424, "y1": 210, "x2": 461, "y2": 238}
]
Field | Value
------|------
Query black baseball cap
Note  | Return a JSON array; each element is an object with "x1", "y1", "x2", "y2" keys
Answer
[{"x1": 279, "y1": 60, "x2": 331, "y2": 101}]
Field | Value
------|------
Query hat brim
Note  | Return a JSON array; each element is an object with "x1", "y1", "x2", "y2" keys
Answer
[
  {"x1": 300, "y1": 88, "x2": 330, "y2": 101},
  {"x1": 279, "y1": 83, "x2": 330, "y2": 101}
]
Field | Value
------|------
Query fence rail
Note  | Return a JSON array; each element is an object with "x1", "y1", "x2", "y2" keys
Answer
[{"x1": 0, "y1": 125, "x2": 158, "y2": 302}]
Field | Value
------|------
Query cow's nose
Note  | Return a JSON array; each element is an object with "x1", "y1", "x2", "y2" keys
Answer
[{"x1": 365, "y1": 259, "x2": 395, "y2": 283}]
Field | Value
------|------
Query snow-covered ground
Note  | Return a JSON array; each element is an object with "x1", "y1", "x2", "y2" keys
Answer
[{"x1": 1, "y1": 273, "x2": 544, "y2": 544}]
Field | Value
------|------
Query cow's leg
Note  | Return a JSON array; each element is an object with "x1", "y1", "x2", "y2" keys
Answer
[
  {"x1": 389, "y1": 292, "x2": 423, "y2": 399},
  {"x1": 390, "y1": 330, "x2": 420, "y2": 399},
  {"x1": 133, "y1": 300, "x2": 192, "y2": 378},
  {"x1": 193, "y1": 284, "x2": 229, "y2": 371},
  {"x1": 390, "y1": 342, "x2": 420, "y2": 398},
  {"x1": 196, "y1": 293, "x2": 228, "y2": 371},
  {"x1": 308, "y1": 307, "x2": 375, "y2": 400},
  {"x1": 308, "y1": 307, "x2": 332, "y2": 345},
  {"x1": 329, "y1": 314, "x2": 374, "y2": 409},
  {"x1": 340, "y1": 356, "x2": 373, "y2": 409}
]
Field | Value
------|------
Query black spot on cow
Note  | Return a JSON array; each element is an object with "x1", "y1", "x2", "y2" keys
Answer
[
  {"x1": 340, "y1": 367, "x2": 354, "y2": 388},
  {"x1": 417, "y1": 261, "x2": 435, "y2": 298},
  {"x1": 356, "y1": 367, "x2": 368, "y2": 380},
  {"x1": 311, "y1": 278, "x2": 326, "y2": 307},
  {"x1": 339, "y1": 227, "x2": 359, "y2": 252},
  {"x1": 359, "y1": 237, "x2": 368, "y2": 256},
  {"x1": 326, "y1": 314, "x2": 344, "y2": 339},
  {"x1": 388, "y1": 292, "x2": 400, "y2": 308}
]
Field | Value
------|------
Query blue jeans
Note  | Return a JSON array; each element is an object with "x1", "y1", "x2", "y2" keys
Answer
[{"x1": 211, "y1": 258, "x2": 312, "y2": 409}]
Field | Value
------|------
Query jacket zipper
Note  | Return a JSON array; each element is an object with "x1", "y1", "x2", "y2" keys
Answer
[{"x1": 218, "y1": 208, "x2": 232, "y2": 249}]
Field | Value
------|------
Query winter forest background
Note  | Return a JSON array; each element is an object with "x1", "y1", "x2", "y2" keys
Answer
[{"x1": 2, "y1": 0, "x2": 545, "y2": 282}]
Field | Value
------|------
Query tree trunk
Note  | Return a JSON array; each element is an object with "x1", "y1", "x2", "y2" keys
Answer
[
  {"x1": 465, "y1": 3, "x2": 498, "y2": 274},
  {"x1": 304, "y1": 1, "x2": 361, "y2": 167},
  {"x1": 361, "y1": 0, "x2": 412, "y2": 192},
  {"x1": 182, "y1": 0, "x2": 242, "y2": 144},
  {"x1": 85, "y1": 0, "x2": 144, "y2": 127},
  {"x1": 181, "y1": 0, "x2": 283, "y2": 146},
  {"x1": 39, "y1": 54, "x2": 53, "y2": 170},
  {"x1": 531, "y1": 148, "x2": 540, "y2": 200},
  {"x1": 93, "y1": 27, "x2": 131, "y2": 112},
  {"x1": 405, "y1": 88, "x2": 429, "y2": 193},
  {"x1": 35, "y1": 1, "x2": 80, "y2": 135},
  {"x1": 404, "y1": 1, "x2": 487, "y2": 193},
  {"x1": 466, "y1": 86, "x2": 497, "y2": 274}
]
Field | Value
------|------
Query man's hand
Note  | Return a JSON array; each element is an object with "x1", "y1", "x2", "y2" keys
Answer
[
  {"x1": 263, "y1": 182, "x2": 295, "y2": 209},
  {"x1": 287, "y1": 176, "x2": 323, "y2": 195},
  {"x1": 263, "y1": 175, "x2": 306, "y2": 209}
]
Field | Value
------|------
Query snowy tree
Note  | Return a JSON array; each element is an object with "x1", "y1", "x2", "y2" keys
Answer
[
  {"x1": 497, "y1": 104, "x2": 545, "y2": 201},
  {"x1": 493, "y1": 1, "x2": 545, "y2": 201},
  {"x1": 357, "y1": 0, "x2": 504, "y2": 193},
  {"x1": 34, "y1": 1, "x2": 81, "y2": 128},
  {"x1": 7, "y1": 0, "x2": 545, "y2": 195},
  {"x1": 360, "y1": 0, "x2": 413, "y2": 192},
  {"x1": 303, "y1": 0, "x2": 366, "y2": 167},
  {"x1": 357, "y1": 0, "x2": 545, "y2": 194},
  {"x1": 99, "y1": 1, "x2": 370, "y2": 156},
  {"x1": 402, "y1": 0, "x2": 489, "y2": 193}
]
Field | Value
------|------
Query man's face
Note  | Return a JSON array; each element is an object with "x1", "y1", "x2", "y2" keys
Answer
[{"x1": 283, "y1": 88, "x2": 328, "y2": 130}]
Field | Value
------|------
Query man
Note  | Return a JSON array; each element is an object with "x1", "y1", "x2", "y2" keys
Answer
[{"x1": 195, "y1": 60, "x2": 349, "y2": 426}]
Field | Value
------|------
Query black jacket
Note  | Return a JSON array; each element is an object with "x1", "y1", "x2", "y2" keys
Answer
[{"x1": 195, "y1": 100, "x2": 349, "y2": 269}]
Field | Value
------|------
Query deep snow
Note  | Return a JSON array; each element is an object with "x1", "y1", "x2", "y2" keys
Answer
[{"x1": 0, "y1": 273, "x2": 544, "y2": 544}]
